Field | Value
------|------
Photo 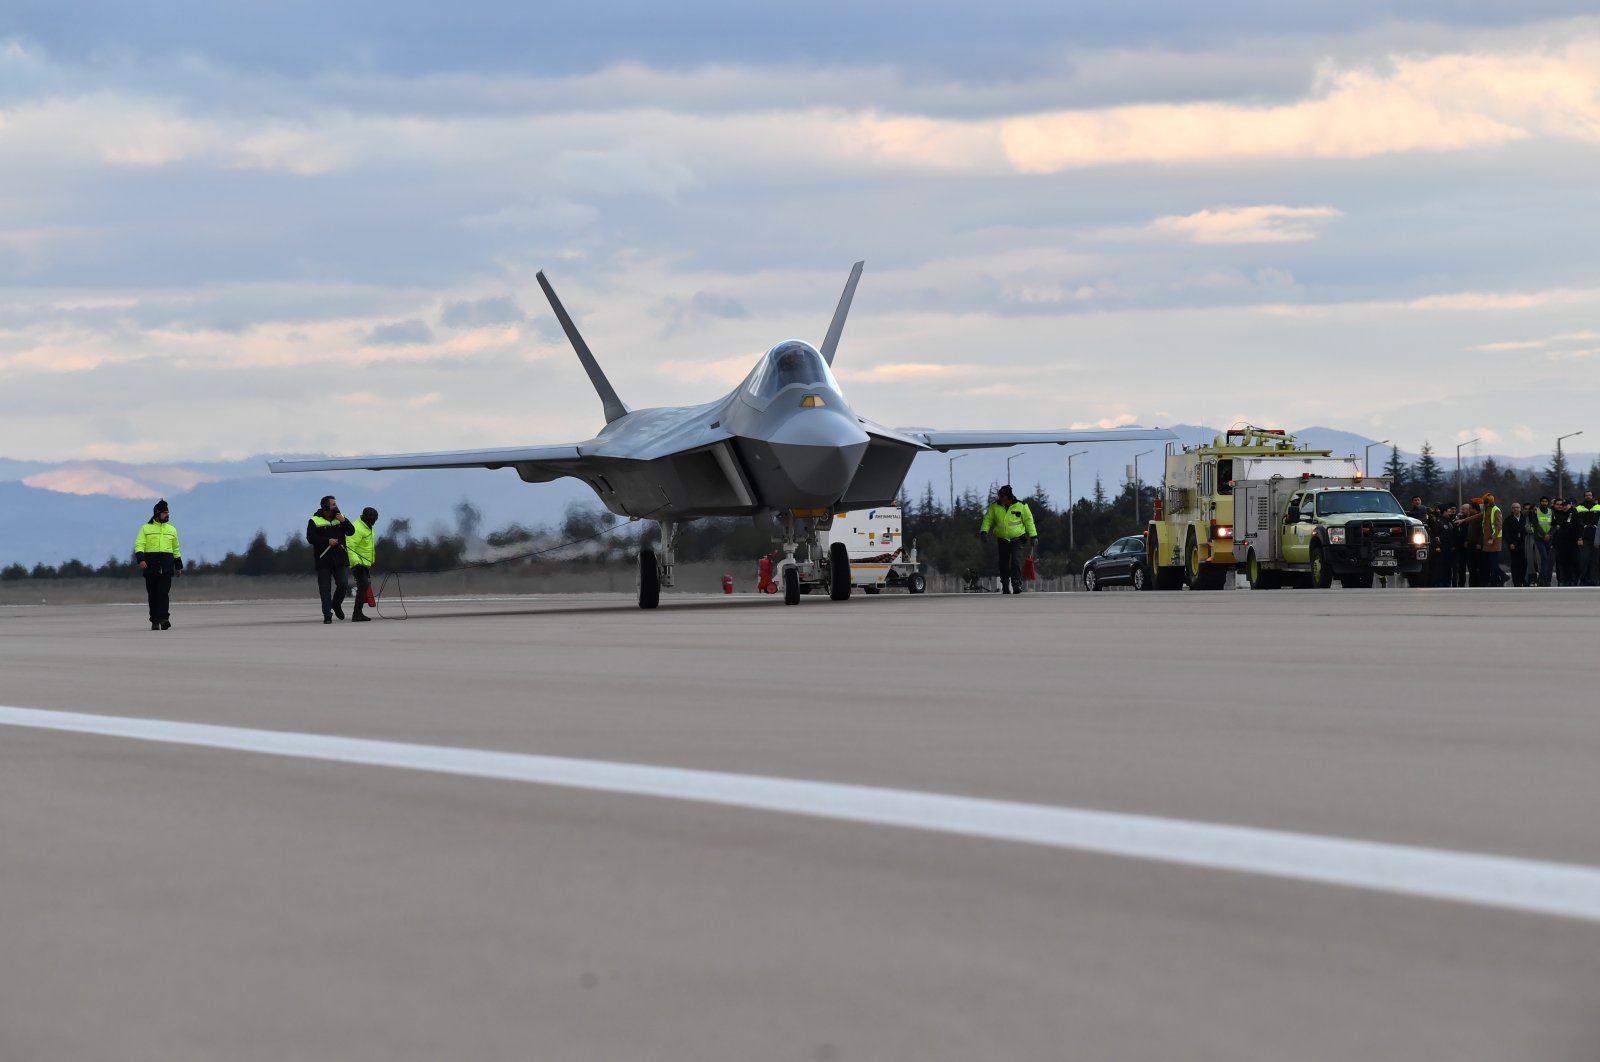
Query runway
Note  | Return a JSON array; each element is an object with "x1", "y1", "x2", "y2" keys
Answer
[{"x1": 3, "y1": 589, "x2": 1598, "y2": 1060}]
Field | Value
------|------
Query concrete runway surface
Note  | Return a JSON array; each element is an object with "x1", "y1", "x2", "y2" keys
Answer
[{"x1": 2, "y1": 588, "x2": 1598, "y2": 1061}]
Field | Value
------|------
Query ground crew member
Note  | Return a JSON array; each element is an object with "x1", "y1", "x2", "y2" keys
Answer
[
  {"x1": 134, "y1": 499, "x2": 182, "y2": 630},
  {"x1": 307, "y1": 495, "x2": 355, "y2": 623},
  {"x1": 1577, "y1": 490, "x2": 1599, "y2": 585},
  {"x1": 1456, "y1": 492, "x2": 1504, "y2": 586},
  {"x1": 347, "y1": 506, "x2": 379, "y2": 622},
  {"x1": 1553, "y1": 497, "x2": 1582, "y2": 586},
  {"x1": 1531, "y1": 496, "x2": 1554, "y2": 585},
  {"x1": 979, "y1": 484, "x2": 1038, "y2": 595}
]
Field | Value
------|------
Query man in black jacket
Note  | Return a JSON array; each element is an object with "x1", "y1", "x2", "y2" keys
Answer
[
  {"x1": 1503, "y1": 501, "x2": 1528, "y2": 587},
  {"x1": 307, "y1": 495, "x2": 355, "y2": 623},
  {"x1": 1553, "y1": 498, "x2": 1582, "y2": 587}
]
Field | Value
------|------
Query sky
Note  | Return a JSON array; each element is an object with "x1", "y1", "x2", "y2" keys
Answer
[{"x1": 3, "y1": 2, "x2": 1600, "y2": 468}]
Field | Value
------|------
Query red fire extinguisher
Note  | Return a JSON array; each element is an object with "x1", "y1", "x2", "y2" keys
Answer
[
  {"x1": 757, "y1": 556, "x2": 776, "y2": 594},
  {"x1": 722, "y1": 573, "x2": 734, "y2": 595},
  {"x1": 1022, "y1": 553, "x2": 1037, "y2": 582}
]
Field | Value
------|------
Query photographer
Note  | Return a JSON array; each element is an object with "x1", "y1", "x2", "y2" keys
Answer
[{"x1": 307, "y1": 495, "x2": 356, "y2": 623}]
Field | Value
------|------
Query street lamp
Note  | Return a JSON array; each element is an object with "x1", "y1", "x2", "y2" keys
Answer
[
  {"x1": 1006, "y1": 449, "x2": 1023, "y2": 485},
  {"x1": 1455, "y1": 437, "x2": 1480, "y2": 511},
  {"x1": 1364, "y1": 438, "x2": 1389, "y2": 478},
  {"x1": 1065, "y1": 450, "x2": 1088, "y2": 555},
  {"x1": 948, "y1": 453, "x2": 969, "y2": 514},
  {"x1": 1557, "y1": 431, "x2": 1584, "y2": 498},
  {"x1": 1133, "y1": 450, "x2": 1153, "y2": 525}
]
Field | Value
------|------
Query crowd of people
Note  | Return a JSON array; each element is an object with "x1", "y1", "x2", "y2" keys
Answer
[{"x1": 1406, "y1": 491, "x2": 1600, "y2": 588}]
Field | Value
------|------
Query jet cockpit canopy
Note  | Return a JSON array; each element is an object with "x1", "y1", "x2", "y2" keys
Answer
[{"x1": 744, "y1": 340, "x2": 843, "y2": 406}]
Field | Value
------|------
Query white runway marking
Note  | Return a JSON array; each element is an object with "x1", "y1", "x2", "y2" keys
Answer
[{"x1": 7, "y1": 704, "x2": 1600, "y2": 923}]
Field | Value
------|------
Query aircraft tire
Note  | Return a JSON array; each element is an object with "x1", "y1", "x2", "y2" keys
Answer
[
  {"x1": 783, "y1": 566, "x2": 801, "y2": 605},
  {"x1": 829, "y1": 542, "x2": 853, "y2": 601},
  {"x1": 638, "y1": 548, "x2": 660, "y2": 609}
]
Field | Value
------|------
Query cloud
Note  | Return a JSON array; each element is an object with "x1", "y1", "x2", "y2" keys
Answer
[
  {"x1": 1142, "y1": 205, "x2": 1341, "y2": 244},
  {"x1": 1069, "y1": 412, "x2": 1139, "y2": 430},
  {"x1": 996, "y1": 42, "x2": 1600, "y2": 171},
  {"x1": 365, "y1": 319, "x2": 434, "y2": 345},
  {"x1": 440, "y1": 296, "x2": 524, "y2": 328}
]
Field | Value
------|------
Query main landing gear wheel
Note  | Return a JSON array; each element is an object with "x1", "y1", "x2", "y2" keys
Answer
[
  {"x1": 828, "y1": 542, "x2": 853, "y2": 601},
  {"x1": 783, "y1": 566, "x2": 801, "y2": 606},
  {"x1": 907, "y1": 571, "x2": 927, "y2": 594},
  {"x1": 637, "y1": 548, "x2": 660, "y2": 609}
]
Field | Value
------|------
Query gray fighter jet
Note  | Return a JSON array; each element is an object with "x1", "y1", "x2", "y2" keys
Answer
[{"x1": 269, "y1": 263, "x2": 1174, "y2": 607}]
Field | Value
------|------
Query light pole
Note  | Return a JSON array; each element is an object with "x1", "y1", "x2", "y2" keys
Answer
[
  {"x1": 1557, "y1": 431, "x2": 1583, "y2": 498},
  {"x1": 1133, "y1": 450, "x2": 1153, "y2": 526},
  {"x1": 948, "y1": 452, "x2": 970, "y2": 515},
  {"x1": 1455, "y1": 437, "x2": 1480, "y2": 511},
  {"x1": 1066, "y1": 450, "x2": 1088, "y2": 556},
  {"x1": 1006, "y1": 449, "x2": 1023, "y2": 486},
  {"x1": 1364, "y1": 438, "x2": 1389, "y2": 478}
]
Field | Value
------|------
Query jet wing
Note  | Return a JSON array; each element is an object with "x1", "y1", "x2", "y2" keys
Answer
[
  {"x1": 898, "y1": 427, "x2": 1177, "y2": 452},
  {"x1": 267, "y1": 444, "x2": 584, "y2": 483}
]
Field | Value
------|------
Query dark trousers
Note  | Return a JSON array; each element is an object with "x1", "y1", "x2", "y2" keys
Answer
[
  {"x1": 143, "y1": 571, "x2": 172, "y2": 622},
  {"x1": 996, "y1": 537, "x2": 1027, "y2": 593},
  {"x1": 1456, "y1": 548, "x2": 1474, "y2": 587},
  {"x1": 1556, "y1": 544, "x2": 1580, "y2": 587},
  {"x1": 317, "y1": 566, "x2": 350, "y2": 617},
  {"x1": 1479, "y1": 550, "x2": 1504, "y2": 587},
  {"x1": 1433, "y1": 549, "x2": 1454, "y2": 587},
  {"x1": 351, "y1": 565, "x2": 371, "y2": 616},
  {"x1": 1506, "y1": 545, "x2": 1527, "y2": 587},
  {"x1": 1533, "y1": 539, "x2": 1553, "y2": 585}
]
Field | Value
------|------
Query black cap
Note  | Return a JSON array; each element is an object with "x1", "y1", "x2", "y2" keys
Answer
[
  {"x1": 361, "y1": 506, "x2": 379, "y2": 524},
  {"x1": 153, "y1": 499, "x2": 169, "y2": 515}
]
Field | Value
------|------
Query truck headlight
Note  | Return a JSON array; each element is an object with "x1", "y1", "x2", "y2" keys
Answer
[
  {"x1": 1411, "y1": 528, "x2": 1428, "y2": 547},
  {"x1": 1327, "y1": 528, "x2": 1346, "y2": 545}
]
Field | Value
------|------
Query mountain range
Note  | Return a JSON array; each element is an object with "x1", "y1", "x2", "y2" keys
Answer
[{"x1": 3, "y1": 431, "x2": 1588, "y2": 568}]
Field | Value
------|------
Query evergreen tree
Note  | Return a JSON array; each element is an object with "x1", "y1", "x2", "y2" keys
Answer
[
  {"x1": 1544, "y1": 448, "x2": 1569, "y2": 497},
  {"x1": 1091, "y1": 474, "x2": 1107, "y2": 510},
  {"x1": 1411, "y1": 441, "x2": 1445, "y2": 502},
  {"x1": 1382, "y1": 446, "x2": 1407, "y2": 494}
]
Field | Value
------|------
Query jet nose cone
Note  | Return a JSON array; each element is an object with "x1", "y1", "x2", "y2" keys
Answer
[{"x1": 770, "y1": 413, "x2": 870, "y2": 497}]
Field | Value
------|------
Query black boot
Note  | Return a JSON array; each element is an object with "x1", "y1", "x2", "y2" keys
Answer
[{"x1": 151, "y1": 621, "x2": 161, "y2": 631}]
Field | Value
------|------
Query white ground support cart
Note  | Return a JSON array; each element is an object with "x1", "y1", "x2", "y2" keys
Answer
[
  {"x1": 770, "y1": 506, "x2": 925, "y2": 596},
  {"x1": 820, "y1": 506, "x2": 925, "y2": 594}
]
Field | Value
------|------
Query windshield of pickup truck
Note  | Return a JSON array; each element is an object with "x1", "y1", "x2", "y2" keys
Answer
[{"x1": 1315, "y1": 491, "x2": 1405, "y2": 516}]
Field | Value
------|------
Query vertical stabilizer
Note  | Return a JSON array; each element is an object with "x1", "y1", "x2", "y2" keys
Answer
[
  {"x1": 819, "y1": 261, "x2": 864, "y2": 366},
  {"x1": 536, "y1": 271, "x2": 631, "y2": 424}
]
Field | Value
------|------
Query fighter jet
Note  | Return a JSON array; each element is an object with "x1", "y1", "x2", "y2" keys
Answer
[{"x1": 269, "y1": 263, "x2": 1175, "y2": 607}]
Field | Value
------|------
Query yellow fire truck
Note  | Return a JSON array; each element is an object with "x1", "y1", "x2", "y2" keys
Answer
[{"x1": 1145, "y1": 426, "x2": 1356, "y2": 590}]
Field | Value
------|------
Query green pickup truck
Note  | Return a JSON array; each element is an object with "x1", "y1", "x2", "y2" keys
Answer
[{"x1": 1235, "y1": 480, "x2": 1430, "y2": 588}]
